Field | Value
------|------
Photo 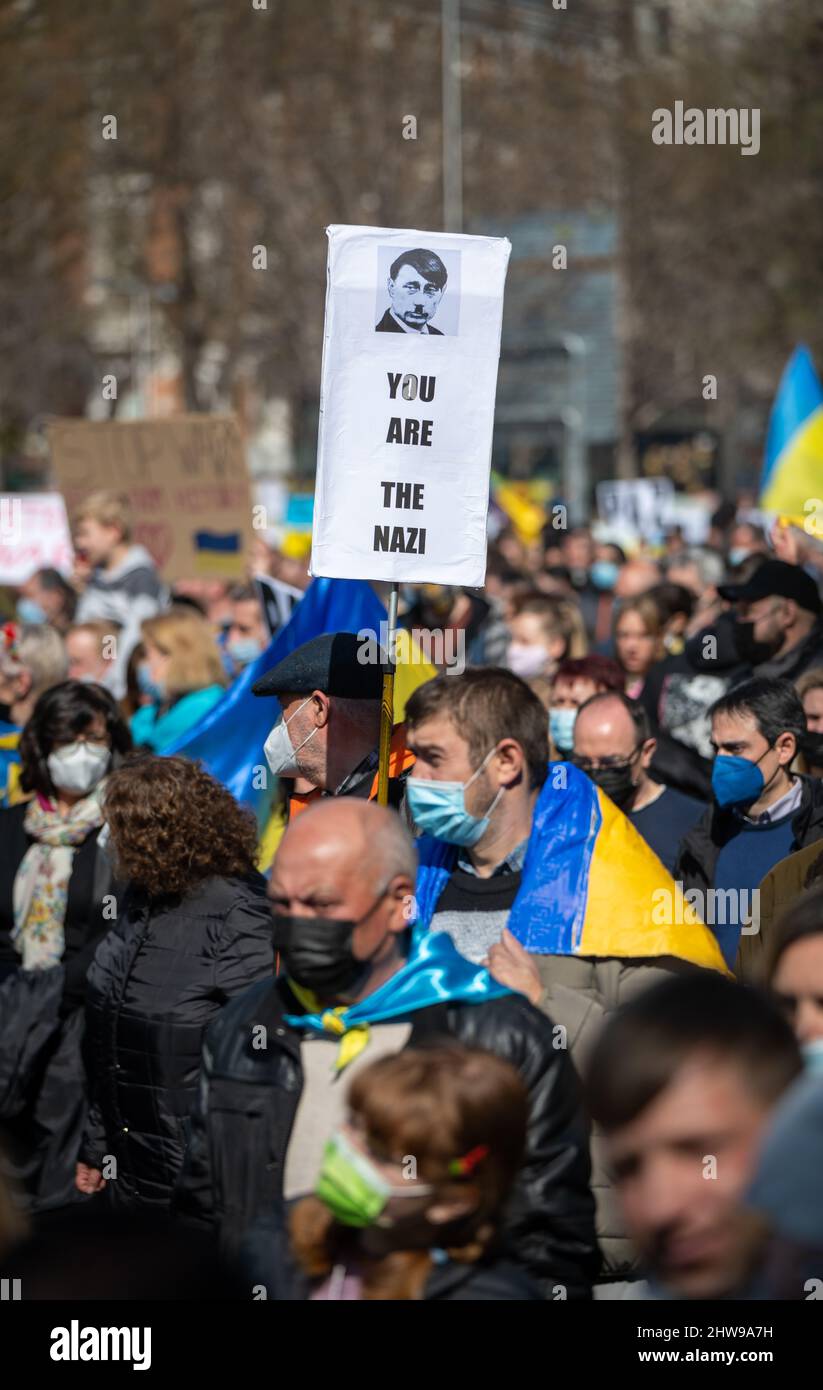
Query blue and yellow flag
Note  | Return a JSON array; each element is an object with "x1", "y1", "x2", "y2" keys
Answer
[
  {"x1": 166, "y1": 577, "x2": 385, "y2": 819},
  {"x1": 167, "y1": 576, "x2": 436, "y2": 867},
  {"x1": 0, "y1": 722, "x2": 22, "y2": 808},
  {"x1": 416, "y1": 762, "x2": 728, "y2": 972},
  {"x1": 760, "y1": 345, "x2": 823, "y2": 518}
]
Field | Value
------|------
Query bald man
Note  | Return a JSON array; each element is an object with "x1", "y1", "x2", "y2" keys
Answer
[
  {"x1": 613, "y1": 557, "x2": 662, "y2": 600},
  {"x1": 572, "y1": 691, "x2": 704, "y2": 873},
  {"x1": 175, "y1": 797, "x2": 598, "y2": 1298}
]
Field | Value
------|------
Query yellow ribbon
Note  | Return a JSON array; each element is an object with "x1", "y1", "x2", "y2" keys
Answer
[{"x1": 287, "y1": 980, "x2": 371, "y2": 1073}]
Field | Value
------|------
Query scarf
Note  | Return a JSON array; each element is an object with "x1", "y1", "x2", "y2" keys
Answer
[
  {"x1": 12, "y1": 786, "x2": 105, "y2": 970},
  {"x1": 283, "y1": 928, "x2": 511, "y2": 1072}
]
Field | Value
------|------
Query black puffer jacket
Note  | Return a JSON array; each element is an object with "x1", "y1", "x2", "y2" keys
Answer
[
  {"x1": 174, "y1": 978, "x2": 599, "y2": 1299},
  {"x1": 80, "y1": 874, "x2": 275, "y2": 1210},
  {"x1": 0, "y1": 803, "x2": 122, "y2": 1212}
]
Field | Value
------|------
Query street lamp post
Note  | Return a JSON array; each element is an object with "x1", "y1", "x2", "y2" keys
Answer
[{"x1": 441, "y1": 0, "x2": 463, "y2": 233}]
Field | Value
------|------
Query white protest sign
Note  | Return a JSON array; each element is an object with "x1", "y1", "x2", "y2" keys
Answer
[
  {"x1": 0, "y1": 493, "x2": 73, "y2": 585},
  {"x1": 664, "y1": 494, "x2": 711, "y2": 545},
  {"x1": 597, "y1": 477, "x2": 675, "y2": 541},
  {"x1": 310, "y1": 225, "x2": 511, "y2": 586}
]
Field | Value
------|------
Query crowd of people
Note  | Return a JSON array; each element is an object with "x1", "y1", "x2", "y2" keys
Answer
[{"x1": 1, "y1": 487, "x2": 823, "y2": 1302}]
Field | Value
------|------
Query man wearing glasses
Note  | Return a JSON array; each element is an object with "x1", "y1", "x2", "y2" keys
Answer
[{"x1": 571, "y1": 691, "x2": 704, "y2": 874}]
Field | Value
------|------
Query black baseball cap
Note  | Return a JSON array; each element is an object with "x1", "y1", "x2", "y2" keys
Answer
[
  {"x1": 718, "y1": 559, "x2": 822, "y2": 616},
  {"x1": 251, "y1": 631, "x2": 385, "y2": 699}
]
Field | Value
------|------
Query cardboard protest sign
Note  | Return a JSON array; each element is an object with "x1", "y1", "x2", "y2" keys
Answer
[
  {"x1": 310, "y1": 225, "x2": 511, "y2": 586},
  {"x1": 0, "y1": 493, "x2": 74, "y2": 585},
  {"x1": 48, "y1": 416, "x2": 253, "y2": 581}
]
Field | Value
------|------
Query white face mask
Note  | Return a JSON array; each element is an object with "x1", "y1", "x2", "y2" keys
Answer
[
  {"x1": 47, "y1": 740, "x2": 111, "y2": 795},
  {"x1": 263, "y1": 696, "x2": 319, "y2": 778}
]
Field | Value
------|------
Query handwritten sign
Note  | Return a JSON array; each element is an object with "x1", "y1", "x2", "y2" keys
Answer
[
  {"x1": 48, "y1": 415, "x2": 253, "y2": 581},
  {"x1": 0, "y1": 493, "x2": 73, "y2": 585},
  {"x1": 310, "y1": 225, "x2": 511, "y2": 586}
]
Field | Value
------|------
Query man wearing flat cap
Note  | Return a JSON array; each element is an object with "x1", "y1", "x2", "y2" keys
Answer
[{"x1": 253, "y1": 631, "x2": 415, "y2": 819}]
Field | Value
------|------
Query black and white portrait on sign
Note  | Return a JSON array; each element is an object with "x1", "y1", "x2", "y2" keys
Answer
[{"x1": 374, "y1": 246, "x2": 461, "y2": 336}]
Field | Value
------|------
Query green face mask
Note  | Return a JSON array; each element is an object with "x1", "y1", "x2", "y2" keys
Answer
[{"x1": 315, "y1": 1129, "x2": 433, "y2": 1228}]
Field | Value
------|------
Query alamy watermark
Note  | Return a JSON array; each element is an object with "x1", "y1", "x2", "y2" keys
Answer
[
  {"x1": 357, "y1": 621, "x2": 466, "y2": 675},
  {"x1": 652, "y1": 101, "x2": 760, "y2": 156},
  {"x1": 0, "y1": 497, "x2": 21, "y2": 543},
  {"x1": 652, "y1": 883, "x2": 759, "y2": 934}
]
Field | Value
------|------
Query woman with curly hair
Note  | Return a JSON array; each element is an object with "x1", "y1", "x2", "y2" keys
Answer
[{"x1": 75, "y1": 755, "x2": 274, "y2": 1212}]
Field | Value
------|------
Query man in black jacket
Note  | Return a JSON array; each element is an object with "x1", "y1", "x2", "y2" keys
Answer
[
  {"x1": 175, "y1": 798, "x2": 598, "y2": 1298},
  {"x1": 675, "y1": 677, "x2": 823, "y2": 969},
  {"x1": 716, "y1": 558, "x2": 823, "y2": 684},
  {"x1": 640, "y1": 559, "x2": 823, "y2": 800}
]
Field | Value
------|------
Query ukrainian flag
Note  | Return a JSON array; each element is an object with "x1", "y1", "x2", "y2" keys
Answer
[
  {"x1": 492, "y1": 473, "x2": 548, "y2": 545},
  {"x1": 416, "y1": 762, "x2": 728, "y2": 972},
  {"x1": 167, "y1": 576, "x2": 436, "y2": 868},
  {"x1": 760, "y1": 345, "x2": 823, "y2": 518},
  {"x1": 193, "y1": 529, "x2": 244, "y2": 577}
]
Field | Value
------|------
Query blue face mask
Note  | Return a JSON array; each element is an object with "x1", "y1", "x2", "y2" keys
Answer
[
  {"x1": 801, "y1": 1038, "x2": 823, "y2": 1076},
  {"x1": 549, "y1": 706, "x2": 577, "y2": 753},
  {"x1": 228, "y1": 637, "x2": 263, "y2": 668},
  {"x1": 406, "y1": 748, "x2": 504, "y2": 846},
  {"x1": 137, "y1": 663, "x2": 166, "y2": 704},
  {"x1": 590, "y1": 561, "x2": 619, "y2": 592},
  {"x1": 16, "y1": 598, "x2": 47, "y2": 625},
  {"x1": 711, "y1": 751, "x2": 768, "y2": 808},
  {"x1": 800, "y1": 1045, "x2": 823, "y2": 1073}
]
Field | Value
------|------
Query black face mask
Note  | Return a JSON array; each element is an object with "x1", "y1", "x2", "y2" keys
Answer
[
  {"x1": 590, "y1": 763, "x2": 636, "y2": 810},
  {"x1": 272, "y1": 891, "x2": 387, "y2": 998},
  {"x1": 0, "y1": 703, "x2": 10, "y2": 725},
  {"x1": 799, "y1": 731, "x2": 823, "y2": 772},
  {"x1": 733, "y1": 620, "x2": 781, "y2": 667}
]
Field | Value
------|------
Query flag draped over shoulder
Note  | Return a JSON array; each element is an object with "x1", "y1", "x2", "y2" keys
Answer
[
  {"x1": 166, "y1": 576, "x2": 436, "y2": 838},
  {"x1": 760, "y1": 345, "x2": 823, "y2": 519},
  {"x1": 415, "y1": 762, "x2": 729, "y2": 973}
]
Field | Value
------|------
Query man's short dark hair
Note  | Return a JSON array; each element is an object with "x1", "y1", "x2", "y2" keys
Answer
[
  {"x1": 649, "y1": 581, "x2": 695, "y2": 624},
  {"x1": 586, "y1": 973, "x2": 802, "y2": 1132},
  {"x1": 405, "y1": 667, "x2": 548, "y2": 790},
  {"x1": 575, "y1": 690, "x2": 651, "y2": 743},
  {"x1": 229, "y1": 583, "x2": 259, "y2": 604},
  {"x1": 389, "y1": 248, "x2": 448, "y2": 290},
  {"x1": 709, "y1": 676, "x2": 806, "y2": 746}
]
